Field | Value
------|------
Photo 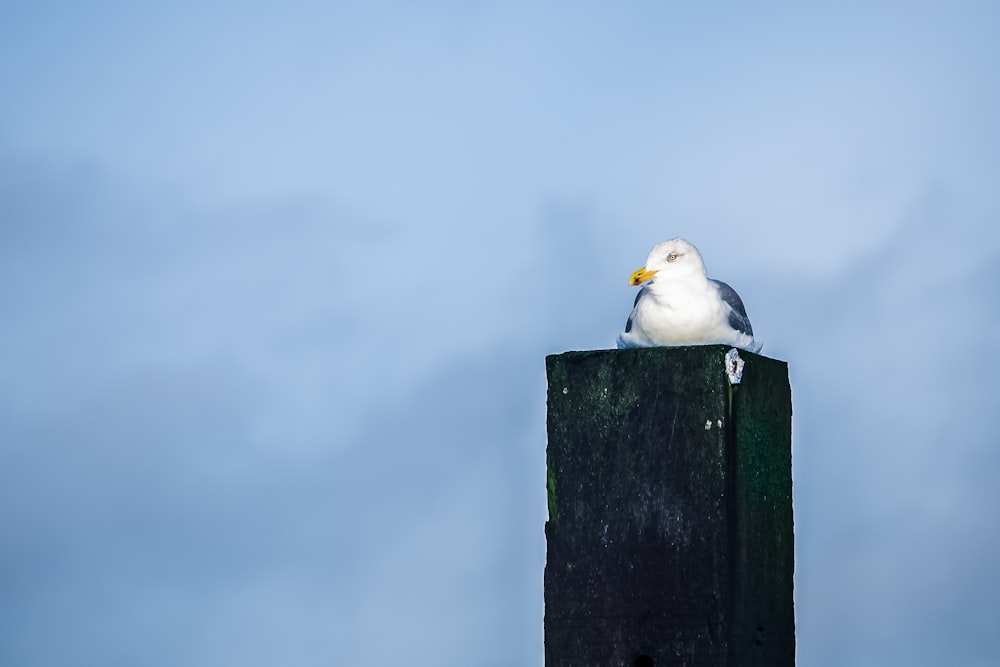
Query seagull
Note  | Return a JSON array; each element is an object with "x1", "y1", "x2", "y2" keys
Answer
[{"x1": 616, "y1": 238, "x2": 762, "y2": 353}]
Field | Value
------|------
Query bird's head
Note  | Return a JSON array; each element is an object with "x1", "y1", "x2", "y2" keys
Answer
[{"x1": 628, "y1": 238, "x2": 707, "y2": 286}]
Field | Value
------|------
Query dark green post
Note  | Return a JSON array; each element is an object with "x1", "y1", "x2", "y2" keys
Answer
[{"x1": 544, "y1": 345, "x2": 794, "y2": 667}]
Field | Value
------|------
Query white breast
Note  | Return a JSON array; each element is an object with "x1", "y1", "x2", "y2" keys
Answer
[{"x1": 633, "y1": 282, "x2": 727, "y2": 345}]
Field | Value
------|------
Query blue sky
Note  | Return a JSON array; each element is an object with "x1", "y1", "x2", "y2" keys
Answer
[{"x1": 2, "y1": 2, "x2": 999, "y2": 665}]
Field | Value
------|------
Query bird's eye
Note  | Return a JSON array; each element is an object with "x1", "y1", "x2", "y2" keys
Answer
[{"x1": 667, "y1": 252, "x2": 679, "y2": 262}]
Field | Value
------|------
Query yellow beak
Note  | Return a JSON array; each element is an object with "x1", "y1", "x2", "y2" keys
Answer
[{"x1": 629, "y1": 267, "x2": 658, "y2": 286}]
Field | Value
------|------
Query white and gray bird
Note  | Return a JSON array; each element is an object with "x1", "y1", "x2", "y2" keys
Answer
[{"x1": 616, "y1": 238, "x2": 762, "y2": 353}]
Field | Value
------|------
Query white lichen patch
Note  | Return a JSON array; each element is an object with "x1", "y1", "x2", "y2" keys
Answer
[{"x1": 725, "y1": 348, "x2": 744, "y2": 385}]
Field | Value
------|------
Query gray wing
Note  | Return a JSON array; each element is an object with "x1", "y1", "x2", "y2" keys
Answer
[
  {"x1": 624, "y1": 286, "x2": 649, "y2": 333},
  {"x1": 710, "y1": 279, "x2": 754, "y2": 337}
]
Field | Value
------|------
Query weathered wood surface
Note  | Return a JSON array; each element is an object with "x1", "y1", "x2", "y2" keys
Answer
[{"x1": 544, "y1": 345, "x2": 794, "y2": 667}]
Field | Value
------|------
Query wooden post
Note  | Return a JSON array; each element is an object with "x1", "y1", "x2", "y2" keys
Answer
[{"x1": 544, "y1": 345, "x2": 794, "y2": 667}]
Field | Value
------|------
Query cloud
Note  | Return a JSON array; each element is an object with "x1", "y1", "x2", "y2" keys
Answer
[{"x1": 3, "y1": 3, "x2": 1000, "y2": 666}]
